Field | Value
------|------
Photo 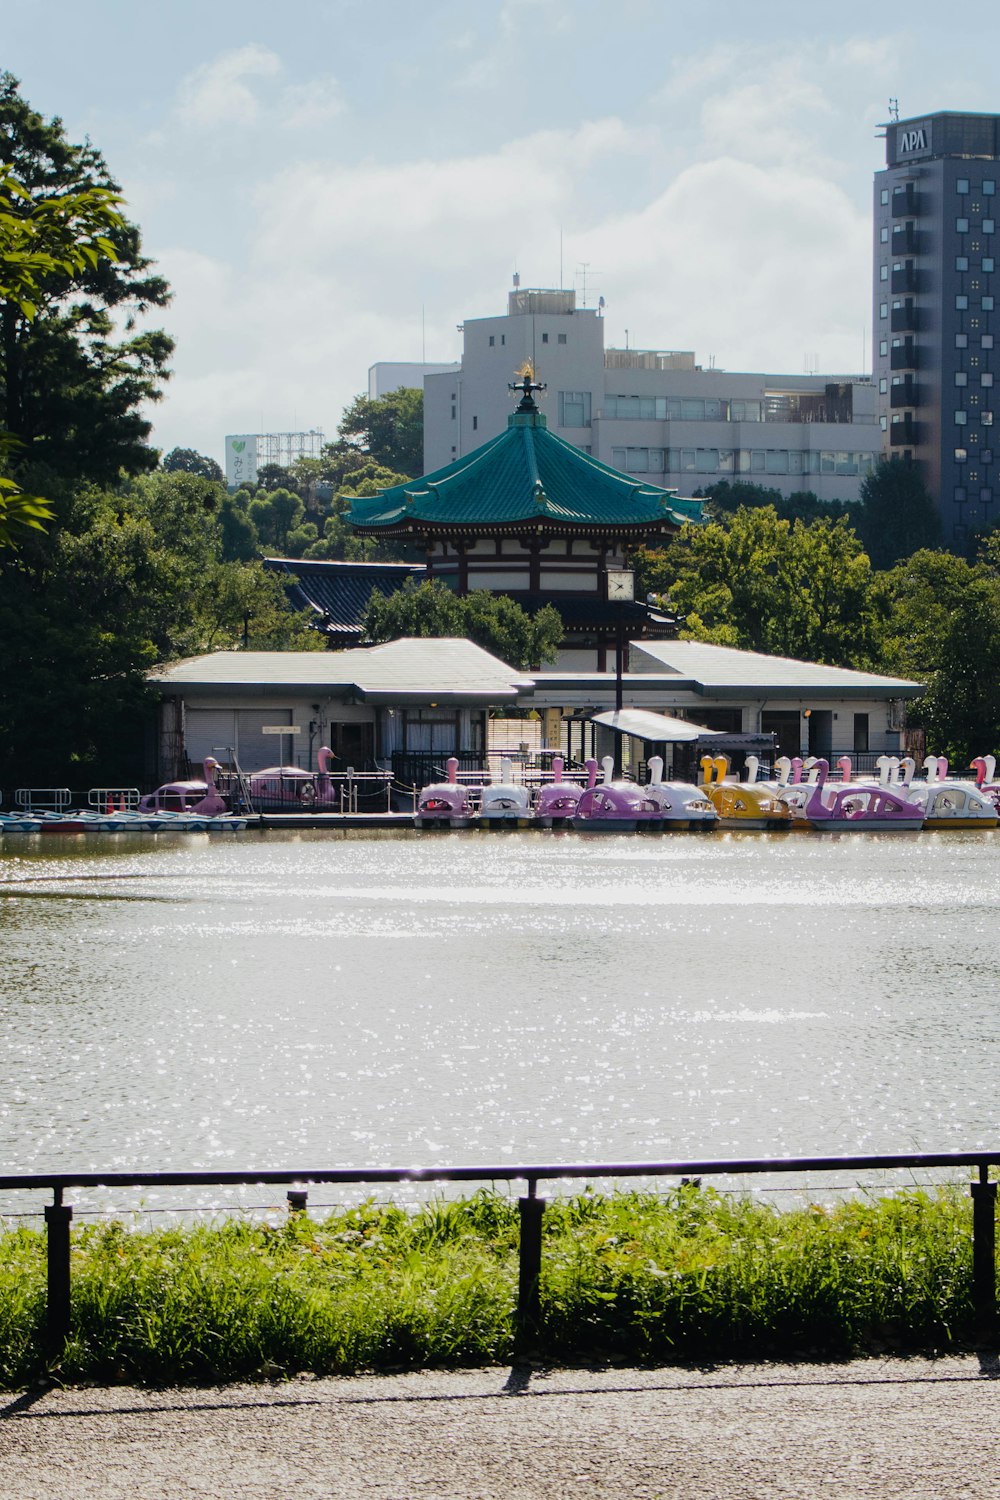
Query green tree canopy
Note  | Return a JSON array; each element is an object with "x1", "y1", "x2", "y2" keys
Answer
[
  {"x1": 162, "y1": 446, "x2": 224, "y2": 482},
  {"x1": 362, "y1": 578, "x2": 562, "y2": 670},
  {"x1": 335, "y1": 387, "x2": 423, "y2": 477},
  {"x1": 0, "y1": 73, "x2": 172, "y2": 492},
  {"x1": 638, "y1": 506, "x2": 876, "y2": 666},
  {"x1": 856, "y1": 457, "x2": 941, "y2": 569}
]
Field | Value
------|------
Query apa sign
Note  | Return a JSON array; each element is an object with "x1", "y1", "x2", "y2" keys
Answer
[{"x1": 897, "y1": 124, "x2": 929, "y2": 156}]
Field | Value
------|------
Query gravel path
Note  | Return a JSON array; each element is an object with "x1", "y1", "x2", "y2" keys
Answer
[{"x1": 2, "y1": 1356, "x2": 999, "y2": 1499}]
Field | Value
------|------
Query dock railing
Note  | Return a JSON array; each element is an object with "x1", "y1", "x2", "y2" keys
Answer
[{"x1": 6, "y1": 1148, "x2": 998, "y2": 1356}]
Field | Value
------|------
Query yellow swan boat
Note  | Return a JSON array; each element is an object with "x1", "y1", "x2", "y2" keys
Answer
[{"x1": 699, "y1": 755, "x2": 792, "y2": 831}]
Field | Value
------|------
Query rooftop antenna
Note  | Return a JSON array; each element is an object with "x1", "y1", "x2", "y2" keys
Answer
[
  {"x1": 888, "y1": 97, "x2": 899, "y2": 121},
  {"x1": 598, "y1": 295, "x2": 605, "y2": 318},
  {"x1": 512, "y1": 269, "x2": 520, "y2": 288},
  {"x1": 421, "y1": 303, "x2": 425, "y2": 364}
]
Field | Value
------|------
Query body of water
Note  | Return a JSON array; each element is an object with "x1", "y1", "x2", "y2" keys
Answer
[{"x1": 1, "y1": 829, "x2": 999, "y2": 1209}]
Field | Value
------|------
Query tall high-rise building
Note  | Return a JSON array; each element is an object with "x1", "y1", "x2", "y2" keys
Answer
[{"x1": 874, "y1": 111, "x2": 1000, "y2": 545}]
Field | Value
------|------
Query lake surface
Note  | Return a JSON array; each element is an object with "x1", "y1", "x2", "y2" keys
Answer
[{"x1": 2, "y1": 828, "x2": 999, "y2": 1210}]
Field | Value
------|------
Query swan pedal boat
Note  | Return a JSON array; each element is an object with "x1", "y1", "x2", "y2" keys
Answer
[
  {"x1": 897, "y1": 755, "x2": 998, "y2": 829},
  {"x1": 477, "y1": 758, "x2": 534, "y2": 827},
  {"x1": 572, "y1": 757, "x2": 666, "y2": 834},
  {"x1": 784, "y1": 757, "x2": 924, "y2": 831},
  {"x1": 700, "y1": 755, "x2": 792, "y2": 830},
  {"x1": 415, "y1": 758, "x2": 475, "y2": 828},
  {"x1": 642, "y1": 755, "x2": 717, "y2": 830},
  {"x1": 533, "y1": 757, "x2": 586, "y2": 827}
]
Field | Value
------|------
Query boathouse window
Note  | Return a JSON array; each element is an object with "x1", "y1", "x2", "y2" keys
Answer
[
  {"x1": 558, "y1": 333, "x2": 567, "y2": 344},
  {"x1": 403, "y1": 709, "x2": 460, "y2": 754},
  {"x1": 853, "y1": 713, "x2": 870, "y2": 754}
]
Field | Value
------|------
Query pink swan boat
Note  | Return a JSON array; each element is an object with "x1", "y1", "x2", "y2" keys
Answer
[
  {"x1": 139, "y1": 756, "x2": 228, "y2": 816},
  {"x1": 247, "y1": 746, "x2": 337, "y2": 810},
  {"x1": 534, "y1": 756, "x2": 586, "y2": 827},
  {"x1": 415, "y1": 757, "x2": 475, "y2": 828},
  {"x1": 971, "y1": 754, "x2": 1000, "y2": 814},
  {"x1": 572, "y1": 756, "x2": 664, "y2": 833},
  {"x1": 791, "y1": 757, "x2": 924, "y2": 831}
]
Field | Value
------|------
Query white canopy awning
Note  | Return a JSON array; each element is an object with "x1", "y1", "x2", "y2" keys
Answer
[{"x1": 590, "y1": 708, "x2": 722, "y2": 742}]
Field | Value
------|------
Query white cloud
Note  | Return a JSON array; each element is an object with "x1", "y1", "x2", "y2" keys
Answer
[
  {"x1": 279, "y1": 78, "x2": 346, "y2": 130},
  {"x1": 178, "y1": 44, "x2": 283, "y2": 129}
]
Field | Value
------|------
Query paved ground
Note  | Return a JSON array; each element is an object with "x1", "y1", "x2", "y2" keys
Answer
[{"x1": 2, "y1": 1356, "x2": 999, "y2": 1499}]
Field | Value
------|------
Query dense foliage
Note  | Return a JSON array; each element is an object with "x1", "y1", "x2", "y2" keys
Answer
[
  {"x1": 0, "y1": 1187, "x2": 978, "y2": 1389},
  {"x1": 363, "y1": 577, "x2": 563, "y2": 671}
]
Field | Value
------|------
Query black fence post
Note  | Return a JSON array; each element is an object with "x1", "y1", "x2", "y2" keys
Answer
[
  {"x1": 287, "y1": 1189, "x2": 308, "y2": 1216},
  {"x1": 44, "y1": 1188, "x2": 73, "y2": 1356},
  {"x1": 971, "y1": 1167, "x2": 997, "y2": 1340},
  {"x1": 516, "y1": 1183, "x2": 546, "y2": 1353}
]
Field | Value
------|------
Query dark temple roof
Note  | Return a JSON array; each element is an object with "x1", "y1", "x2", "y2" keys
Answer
[{"x1": 263, "y1": 558, "x2": 424, "y2": 638}]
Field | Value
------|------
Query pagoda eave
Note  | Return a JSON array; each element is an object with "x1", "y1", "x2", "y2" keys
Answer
[{"x1": 351, "y1": 516, "x2": 684, "y2": 540}]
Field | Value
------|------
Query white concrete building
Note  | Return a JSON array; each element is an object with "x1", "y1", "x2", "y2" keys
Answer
[
  {"x1": 424, "y1": 286, "x2": 880, "y2": 503},
  {"x1": 368, "y1": 361, "x2": 460, "y2": 399}
]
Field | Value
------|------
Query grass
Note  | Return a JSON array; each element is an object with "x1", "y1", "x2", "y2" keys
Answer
[{"x1": 0, "y1": 1185, "x2": 983, "y2": 1390}]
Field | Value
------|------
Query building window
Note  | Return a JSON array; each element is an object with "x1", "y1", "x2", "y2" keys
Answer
[
  {"x1": 472, "y1": 415, "x2": 478, "y2": 430},
  {"x1": 559, "y1": 390, "x2": 592, "y2": 427},
  {"x1": 957, "y1": 333, "x2": 969, "y2": 348},
  {"x1": 880, "y1": 415, "x2": 888, "y2": 431},
  {"x1": 879, "y1": 377, "x2": 887, "y2": 393},
  {"x1": 985, "y1": 258, "x2": 995, "y2": 272},
  {"x1": 956, "y1": 448, "x2": 968, "y2": 462},
  {"x1": 958, "y1": 178, "x2": 970, "y2": 194},
  {"x1": 541, "y1": 332, "x2": 548, "y2": 343},
  {"x1": 955, "y1": 486, "x2": 967, "y2": 501},
  {"x1": 957, "y1": 256, "x2": 970, "y2": 270},
  {"x1": 985, "y1": 181, "x2": 997, "y2": 196},
  {"x1": 985, "y1": 219, "x2": 996, "y2": 234},
  {"x1": 956, "y1": 410, "x2": 968, "y2": 425},
  {"x1": 984, "y1": 296, "x2": 995, "y2": 310},
  {"x1": 957, "y1": 295, "x2": 969, "y2": 309},
  {"x1": 986, "y1": 414, "x2": 996, "y2": 428},
  {"x1": 956, "y1": 372, "x2": 968, "y2": 385},
  {"x1": 957, "y1": 217, "x2": 970, "y2": 232},
  {"x1": 558, "y1": 333, "x2": 567, "y2": 344},
  {"x1": 880, "y1": 302, "x2": 888, "y2": 318},
  {"x1": 982, "y1": 487, "x2": 994, "y2": 503},
  {"x1": 881, "y1": 188, "x2": 889, "y2": 205},
  {"x1": 451, "y1": 404, "x2": 456, "y2": 420},
  {"x1": 879, "y1": 339, "x2": 888, "y2": 356},
  {"x1": 489, "y1": 335, "x2": 495, "y2": 346},
  {"x1": 880, "y1": 264, "x2": 888, "y2": 280},
  {"x1": 880, "y1": 226, "x2": 889, "y2": 243},
  {"x1": 984, "y1": 372, "x2": 994, "y2": 387},
  {"x1": 985, "y1": 334, "x2": 996, "y2": 348},
  {"x1": 501, "y1": 335, "x2": 505, "y2": 345}
]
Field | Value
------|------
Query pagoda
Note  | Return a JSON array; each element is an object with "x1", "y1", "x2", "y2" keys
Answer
[{"x1": 348, "y1": 370, "x2": 703, "y2": 668}]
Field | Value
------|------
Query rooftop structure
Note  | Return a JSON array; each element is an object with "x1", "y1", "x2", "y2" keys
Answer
[
  {"x1": 224, "y1": 430, "x2": 325, "y2": 491},
  {"x1": 422, "y1": 284, "x2": 879, "y2": 503}
]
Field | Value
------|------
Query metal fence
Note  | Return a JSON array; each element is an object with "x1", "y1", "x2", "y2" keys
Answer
[{"x1": 4, "y1": 1148, "x2": 997, "y2": 1356}]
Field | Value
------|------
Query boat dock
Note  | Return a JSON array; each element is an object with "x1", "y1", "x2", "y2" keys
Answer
[{"x1": 249, "y1": 811, "x2": 416, "y2": 831}]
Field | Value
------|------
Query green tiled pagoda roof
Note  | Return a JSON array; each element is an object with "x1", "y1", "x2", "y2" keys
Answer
[{"x1": 348, "y1": 408, "x2": 703, "y2": 535}]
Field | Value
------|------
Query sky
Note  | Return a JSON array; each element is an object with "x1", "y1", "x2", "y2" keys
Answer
[{"x1": 5, "y1": 0, "x2": 1000, "y2": 462}]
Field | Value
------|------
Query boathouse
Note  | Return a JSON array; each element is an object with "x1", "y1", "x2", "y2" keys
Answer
[
  {"x1": 146, "y1": 637, "x2": 534, "y2": 784},
  {"x1": 347, "y1": 370, "x2": 703, "y2": 669}
]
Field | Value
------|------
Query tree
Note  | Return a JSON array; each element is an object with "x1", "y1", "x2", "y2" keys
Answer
[
  {"x1": 644, "y1": 507, "x2": 877, "y2": 666},
  {"x1": 163, "y1": 446, "x2": 223, "y2": 482},
  {"x1": 0, "y1": 160, "x2": 126, "y2": 545},
  {"x1": 0, "y1": 74, "x2": 172, "y2": 492},
  {"x1": 362, "y1": 578, "x2": 562, "y2": 670},
  {"x1": 857, "y1": 457, "x2": 941, "y2": 569},
  {"x1": 336, "y1": 387, "x2": 423, "y2": 477}
]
